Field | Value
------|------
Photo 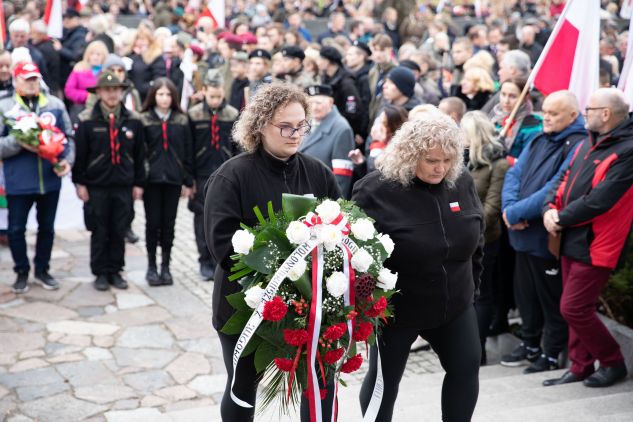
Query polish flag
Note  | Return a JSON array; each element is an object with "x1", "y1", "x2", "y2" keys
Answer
[
  {"x1": 0, "y1": 0, "x2": 6, "y2": 46},
  {"x1": 618, "y1": 17, "x2": 633, "y2": 110},
  {"x1": 43, "y1": 0, "x2": 63, "y2": 39},
  {"x1": 621, "y1": 0, "x2": 633, "y2": 19},
  {"x1": 200, "y1": 0, "x2": 225, "y2": 29},
  {"x1": 528, "y1": 0, "x2": 600, "y2": 110},
  {"x1": 450, "y1": 202, "x2": 461, "y2": 212}
]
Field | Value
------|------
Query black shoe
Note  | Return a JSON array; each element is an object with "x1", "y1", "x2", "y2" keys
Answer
[
  {"x1": 94, "y1": 275, "x2": 109, "y2": 291},
  {"x1": 125, "y1": 229, "x2": 139, "y2": 244},
  {"x1": 34, "y1": 270, "x2": 60, "y2": 290},
  {"x1": 543, "y1": 370, "x2": 589, "y2": 386},
  {"x1": 146, "y1": 266, "x2": 161, "y2": 287},
  {"x1": 523, "y1": 354, "x2": 559, "y2": 374},
  {"x1": 109, "y1": 273, "x2": 129, "y2": 289},
  {"x1": 200, "y1": 262, "x2": 214, "y2": 281},
  {"x1": 501, "y1": 343, "x2": 541, "y2": 367},
  {"x1": 12, "y1": 272, "x2": 29, "y2": 294},
  {"x1": 160, "y1": 265, "x2": 173, "y2": 285},
  {"x1": 583, "y1": 364, "x2": 627, "y2": 388}
]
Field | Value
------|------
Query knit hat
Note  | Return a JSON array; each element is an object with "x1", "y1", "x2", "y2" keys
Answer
[
  {"x1": 386, "y1": 66, "x2": 415, "y2": 99},
  {"x1": 319, "y1": 46, "x2": 343, "y2": 66},
  {"x1": 103, "y1": 54, "x2": 126, "y2": 71}
]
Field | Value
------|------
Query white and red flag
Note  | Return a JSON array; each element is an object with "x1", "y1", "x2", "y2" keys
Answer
[
  {"x1": 618, "y1": 17, "x2": 633, "y2": 110},
  {"x1": 190, "y1": 0, "x2": 225, "y2": 29},
  {"x1": 528, "y1": 0, "x2": 600, "y2": 110},
  {"x1": 0, "y1": 0, "x2": 6, "y2": 46},
  {"x1": 43, "y1": 0, "x2": 63, "y2": 39}
]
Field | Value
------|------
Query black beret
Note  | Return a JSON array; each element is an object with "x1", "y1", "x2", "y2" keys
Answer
[
  {"x1": 305, "y1": 84, "x2": 334, "y2": 97},
  {"x1": 351, "y1": 40, "x2": 372, "y2": 57},
  {"x1": 319, "y1": 46, "x2": 343, "y2": 66},
  {"x1": 248, "y1": 49, "x2": 272, "y2": 60},
  {"x1": 281, "y1": 45, "x2": 305, "y2": 61}
]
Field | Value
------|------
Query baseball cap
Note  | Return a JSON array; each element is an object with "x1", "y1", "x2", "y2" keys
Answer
[{"x1": 13, "y1": 62, "x2": 42, "y2": 80}]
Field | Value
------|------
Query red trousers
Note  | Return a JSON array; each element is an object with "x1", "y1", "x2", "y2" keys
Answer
[{"x1": 560, "y1": 257, "x2": 624, "y2": 376}]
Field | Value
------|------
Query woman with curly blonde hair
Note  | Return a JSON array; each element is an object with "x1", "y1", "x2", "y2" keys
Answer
[
  {"x1": 205, "y1": 82, "x2": 341, "y2": 421},
  {"x1": 353, "y1": 113, "x2": 484, "y2": 422}
]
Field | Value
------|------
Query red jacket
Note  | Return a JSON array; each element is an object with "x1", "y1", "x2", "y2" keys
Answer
[{"x1": 544, "y1": 116, "x2": 633, "y2": 269}]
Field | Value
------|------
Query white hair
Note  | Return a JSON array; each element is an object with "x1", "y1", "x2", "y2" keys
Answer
[
  {"x1": 31, "y1": 20, "x2": 48, "y2": 35},
  {"x1": 88, "y1": 15, "x2": 109, "y2": 35},
  {"x1": 501, "y1": 50, "x2": 531, "y2": 77},
  {"x1": 9, "y1": 18, "x2": 31, "y2": 34},
  {"x1": 11, "y1": 47, "x2": 32, "y2": 66}
]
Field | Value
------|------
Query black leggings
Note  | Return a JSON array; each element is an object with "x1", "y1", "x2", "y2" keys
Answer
[
  {"x1": 218, "y1": 331, "x2": 335, "y2": 421},
  {"x1": 360, "y1": 306, "x2": 481, "y2": 422},
  {"x1": 143, "y1": 183, "x2": 181, "y2": 263}
]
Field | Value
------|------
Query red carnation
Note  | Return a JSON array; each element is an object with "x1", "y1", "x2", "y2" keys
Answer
[
  {"x1": 263, "y1": 296, "x2": 288, "y2": 321},
  {"x1": 341, "y1": 354, "x2": 363, "y2": 373},
  {"x1": 283, "y1": 328, "x2": 309, "y2": 347},
  {"x1": 352, "y1": 321, "x2": 373, "y2": 341},
  {"x1": 322, "y1": 323, "x2": 347, "y2": 341},
  {"x1": 324, "y1": 347, "x2": 345, "y2": 364},
  {"x1": 274, "y1": 357, "x2": 294, "y2": 372},
  {"x1": 365, "y1": 296, "x2": 387, "y2": 317}
]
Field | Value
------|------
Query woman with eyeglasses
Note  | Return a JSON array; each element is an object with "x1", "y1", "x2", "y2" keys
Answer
[{"x1": 205, "y1": 82, "x2": 341, "y2": 421}]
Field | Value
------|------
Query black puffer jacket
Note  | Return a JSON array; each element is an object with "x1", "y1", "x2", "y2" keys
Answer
[
  {"x1": 352, "y1": 170, "x2": 485, "y2": 329},
  {"x1": 127, "y1": 53, "x2": 167, "y2": 102},
  {"x1": 205, "y1": 148, "x2": 342, "y2": 329},
  {"x1": 140, "y1": 109, "x2": 194, "y2": 187}
]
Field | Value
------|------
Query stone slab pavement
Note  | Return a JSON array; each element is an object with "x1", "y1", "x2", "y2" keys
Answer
[{"x1": 0, "y1": 199, "x2": 443, "y2": 422}]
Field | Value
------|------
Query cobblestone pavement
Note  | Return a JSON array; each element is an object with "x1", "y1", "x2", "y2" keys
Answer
[{"x1": 0, "y1": 199, "x2": 442, "y2": 421}]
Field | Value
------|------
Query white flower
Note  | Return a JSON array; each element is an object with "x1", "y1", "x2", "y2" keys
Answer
[
  {"x1": 315, "y1": 200, "x2": 341, "y2": 224},
  {"x1": 377, "y1": 268, "x2": 398, "y2": 291},
  {"x1": 351, "y1": 218, "x2": 375, "y2": 241},
  {"x1": 14, "y1": 115, "x2": 39, "y2": 133},
  {"x1": 287, "y1": 259, "x2": 307, "y2": 281},
  {"x1": 317, "y1": 224, "x2": 342, "y2": 251},
  {"x1": 286, "y1": 221, "x2": 311, "y2": 245},
  {"x1": 351, "y1": 248, "x2": 374, "y2": 272},
  {"x1": 231, "y1": 230, "x2": 255, "y2": 255},
  {"x1": 326, "y1": 271, "x2": 348, "y2": 297},
  {"x1": 244, "y1": 285, "x2": 265, "y2": 309},
  {"x1": 378, "y1": 233, "x2": 395, "y2": 257}
]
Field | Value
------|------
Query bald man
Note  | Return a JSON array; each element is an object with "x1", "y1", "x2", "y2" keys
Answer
[
  {"x1": 501, "y1": 90, "x2": 587, "y2": 374},
  {"x1": 542, "y1": 88, "x2": 632, "y2": 388}
]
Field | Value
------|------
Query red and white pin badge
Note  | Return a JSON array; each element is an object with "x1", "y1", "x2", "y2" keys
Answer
[{"x1": 450, "y1": 202, "x2": 461, "y2": 212}]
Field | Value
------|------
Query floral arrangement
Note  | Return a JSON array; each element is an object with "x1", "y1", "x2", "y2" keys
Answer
[
  {"x1": 223, "y1": 194, "x2": 397, "y2": 420},
  {"x1": 3, "y1": 112, "x2": 67, "y2": 169}
]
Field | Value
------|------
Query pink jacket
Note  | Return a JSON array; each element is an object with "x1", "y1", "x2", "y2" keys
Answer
[{"x1": 64, "y1": 69, "x2": 98, "y2": 105}]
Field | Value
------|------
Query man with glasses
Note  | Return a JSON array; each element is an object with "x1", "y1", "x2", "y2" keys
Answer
[
  {"x1": 188, "y1": 69, "x2": 239, "y2": 281},
  {"x1": 300, "y1": 85, "x2": 355, "y2": 198},
  {"x1": 542, "y1": 88, "x2": 632, "y2": 388}
]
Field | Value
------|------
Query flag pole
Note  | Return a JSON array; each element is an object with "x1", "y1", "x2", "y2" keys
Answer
[{"x1": 499, "y1": 0, "x2": 576, "y2": 139}]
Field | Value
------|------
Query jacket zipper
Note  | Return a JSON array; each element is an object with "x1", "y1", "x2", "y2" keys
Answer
[
  {"x1": 283, "y1": 163, "x2": 290, "y2": 191},
  {"x1": 86, "y1": 153, "x2": 105, "y2": 170},
  {"x1": 563, "y1": 135, "x2": 610, "y2": 207},
  {"x1": 38, "y1": 157, "x2": 44, "y2": 194},
  {"x1": 433, "y1": 193, "x2": 450, "y2": 321}
]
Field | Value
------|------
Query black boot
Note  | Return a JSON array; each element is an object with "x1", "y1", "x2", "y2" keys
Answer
[
  {"x1": 146, "y1": 255, "x2": 161, "y2": 287},
  {"x1": 161, "y1": 248, "x2": 173, "y2": 285}
]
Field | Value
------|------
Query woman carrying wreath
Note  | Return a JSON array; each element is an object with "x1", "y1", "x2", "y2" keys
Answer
[
  {"x1": 204, "y1": 83, "x2": 341, "y2": 421},
  {"x1": 353, "y1": 113, "x2": 485, "y2": 422}
]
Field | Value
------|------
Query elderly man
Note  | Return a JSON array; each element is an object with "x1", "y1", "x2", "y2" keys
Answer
[
  {"x1": 300, "y1": 85, "x2": 355, "y2": 198},
  {"x1": 482, "y1": 50, "x2": 531, "y2": 115},
  {"x1": 501, "y1": 91, "x2": 587, "y2": 374},
  {"x1": 5, "y1": 19, "x2": 50, "y2": 89},
  {"x1": 542, "y1": 88, "x2": 632, "y2": 388},
  {"x1": 0, "y1": 62, "x2": 74, "y2": 293}
]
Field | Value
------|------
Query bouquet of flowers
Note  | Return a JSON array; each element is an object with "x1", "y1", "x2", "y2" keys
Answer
[
  {"x1": 4, "y1": 112, "x2": 67, "y2": 170},
  {"x1": 223, "y1": 194, "x2": 397, "y2": 420}
]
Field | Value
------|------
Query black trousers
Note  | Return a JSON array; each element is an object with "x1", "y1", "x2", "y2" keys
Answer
[
  {"x1": 514, "y1": 252, "x2": 568, "y2": 357},
  {"x1": 192, "y1": 177, "x2": 214, "y2": 266},
  {"x1": 475, "y1": 241, "x2": 500, "y2": 342},
  {"x1": 143, "y1": 183, "x2": 181, "y2": 265},
  {"x1": 217, "y1": 331, "x2": 335, "y2": 421},
  {"x1": 360, "y1": 306, "x2": 480, "y2": 422},
  {"x1": 87, "y1": 186, "x2": 132, "y2": 275},
  {"x1": 492, "y1": 225, "x2": 515, "y2": 330}
]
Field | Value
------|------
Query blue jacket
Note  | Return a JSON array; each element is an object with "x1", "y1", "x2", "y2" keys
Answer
[
  {"x1": 502, "y1": 115, "x2": 586, "y2": 258},
  {"x1": 0, "y1": 94, "x2": 74, "y2": 195}
]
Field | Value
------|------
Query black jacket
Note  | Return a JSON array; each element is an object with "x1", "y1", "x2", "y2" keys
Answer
[
  {"x1": 140, "y1": 109, "x2": 194, "y2": 187},
  {"x1": 33, "y1": 39, "x2": 62, "y2": 94},
  {"x1": 127, "y1": 53, "x2": 167, "y2": 102},
  {"x1": 188, "y1": 100, "x2": 239, "y2": 180},
  {"x1": 205, "y1": 148, "x2": 342, "y2": 329},
  {"x1": 544, "y1": 115, "x2": 633, "y2": 269},
  {"x1": 457, "y1": 89, "x2": 492, "y2": 111},
  {"x1": 322, "y1": 67, "x2": 367, "y2": 138},
  {"x1": 352, "y1": 170, "x2": 485, "y2": 329},
  {"x1": 72, "y1": 102, "x2": 146, "y2": 187},
  {"x1": 228, "y1": 77, "x2": 249, "y2": 112},
  {"x1": 59, "y1": 25, "x2": 88, "y2": 81},
  {"x1": 348, "y1": 62, "x2": 373, "y2": 139}
]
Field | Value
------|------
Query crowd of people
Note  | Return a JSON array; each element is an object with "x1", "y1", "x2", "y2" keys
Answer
[{"x1": 1, "y1": 0, "x2": 633, "y2": 421}]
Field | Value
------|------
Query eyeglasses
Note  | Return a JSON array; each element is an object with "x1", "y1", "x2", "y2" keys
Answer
[
  {"x1": 584, "y1": 106, "x2": 608, "y2": 114},
  {"x1": 270, "y1": 123, "x2": 311, "y2": 138}
]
